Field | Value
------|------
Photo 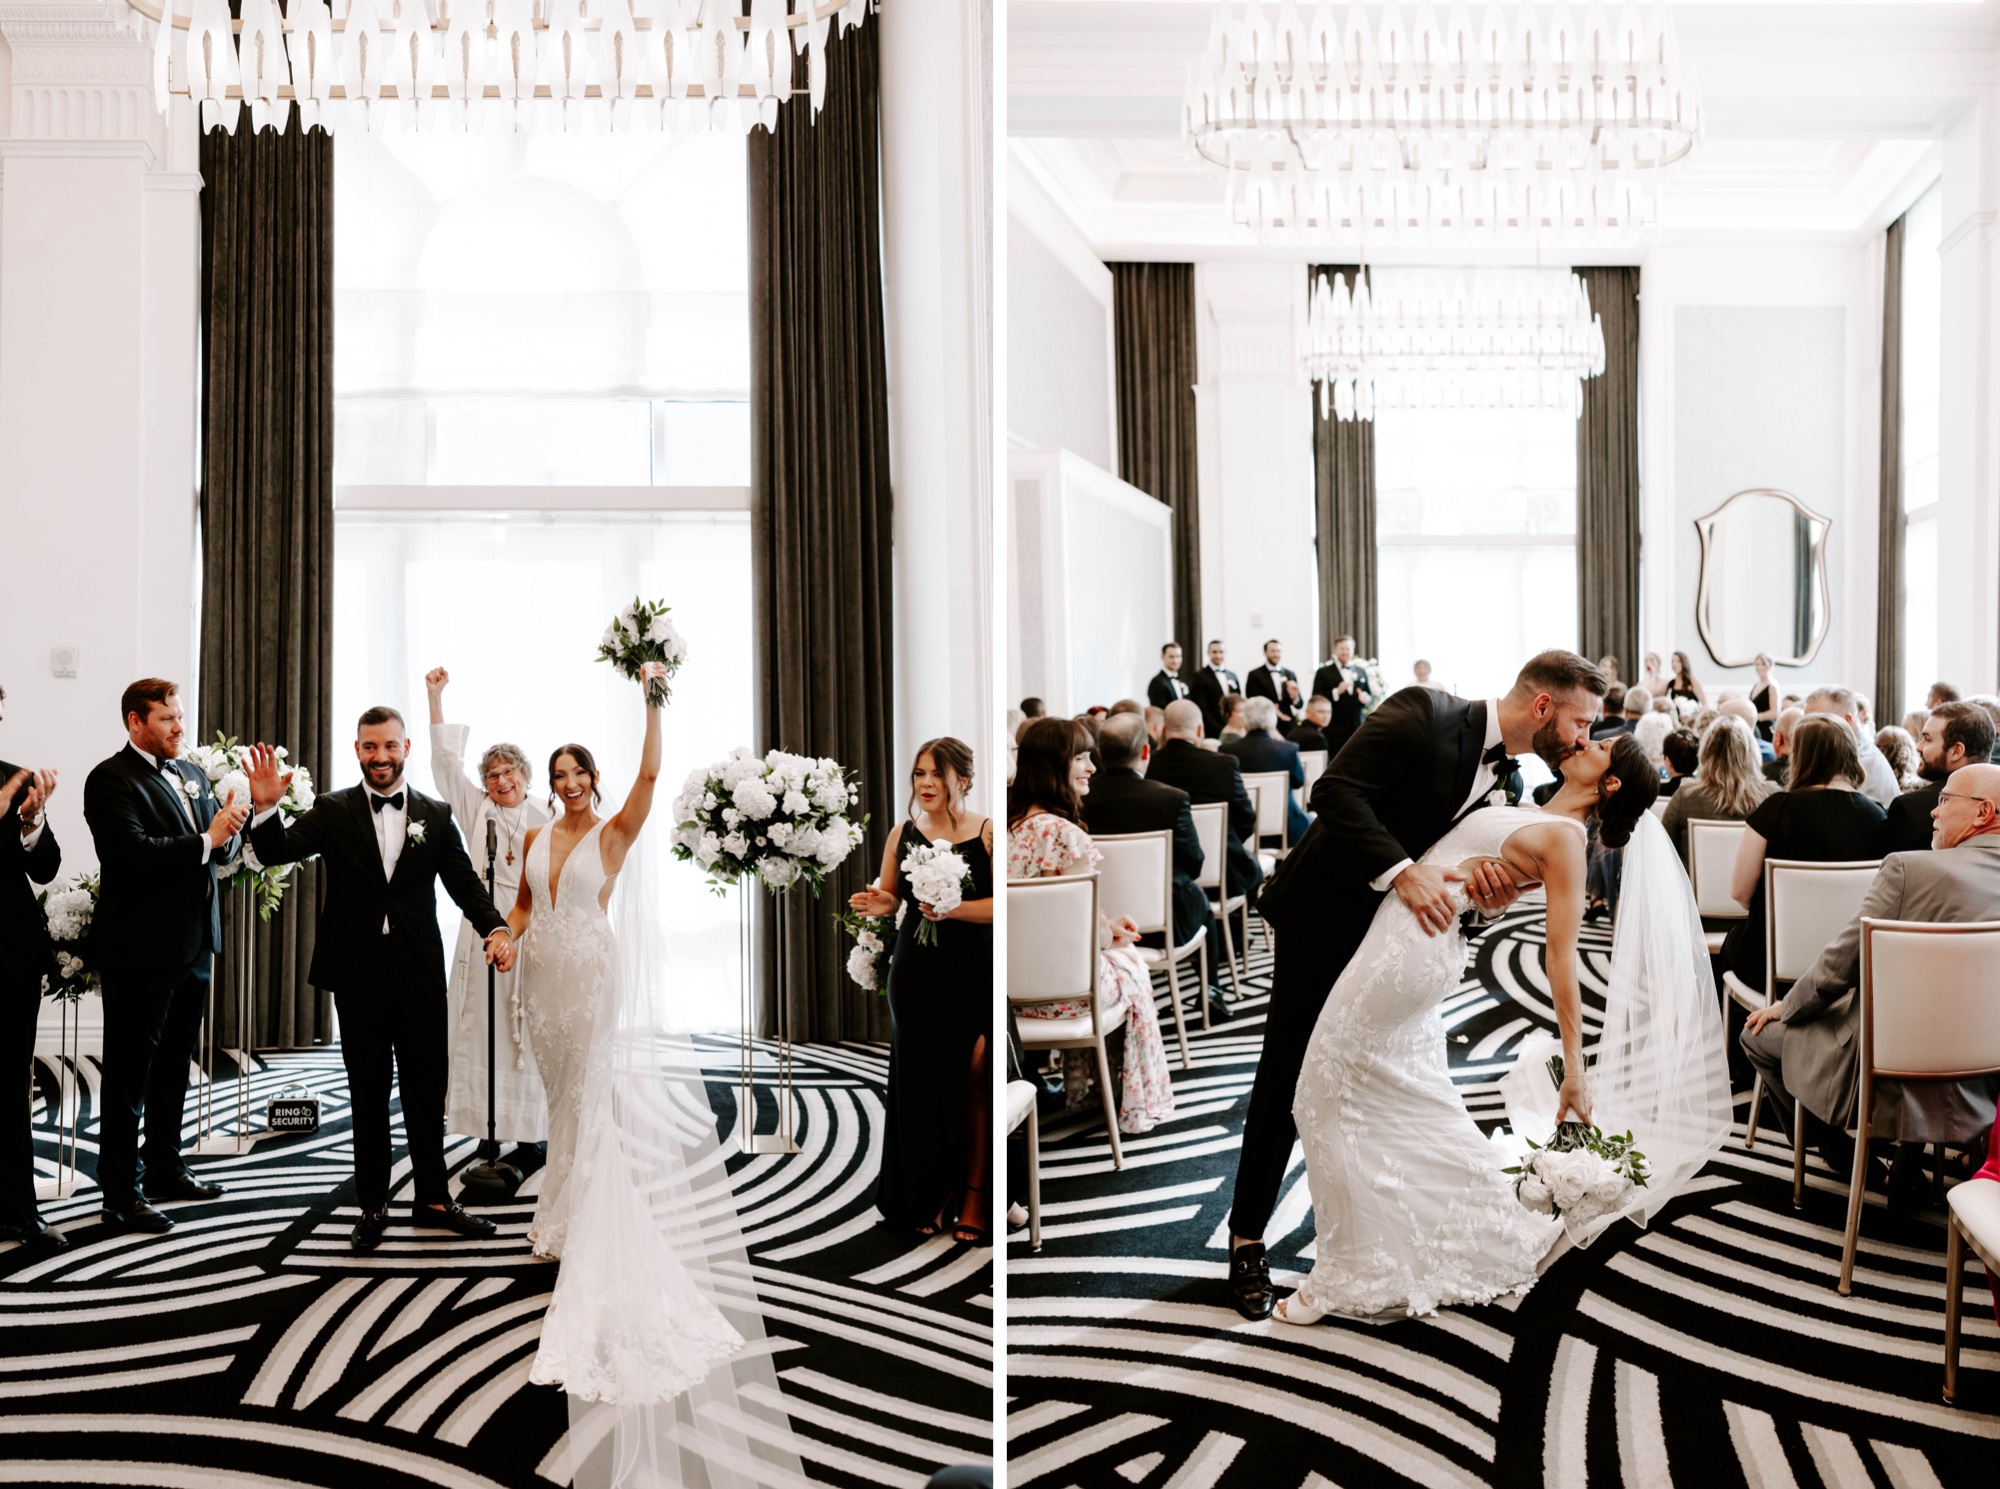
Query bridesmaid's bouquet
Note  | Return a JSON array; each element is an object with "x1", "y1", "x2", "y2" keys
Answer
[
  {"x1": 185, "y1": 733, "x2": 317, "y2": 919},
  {"x1": 1504, "y1": 1054, "x2": 1650, "y2": 1225},
  {"x1": 672, "y1": 747, "x2": 866, "y2": 895},
  {"x1": 37, "y1": 872, "x2": 100, "y2": 1003},
  {"x1": 900, "y1": 839, "x2": 974, "y2": 946},
  {"x1": 835, "y1": 904, "x2": 894, "y2": 992},
  {"x1": 597, "y1": 597, "x2": 687, "y2": 707}
]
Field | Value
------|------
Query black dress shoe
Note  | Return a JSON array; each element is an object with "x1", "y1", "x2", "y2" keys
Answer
[
  {"x1": 0, "y1": 1218, "x2": 69, "y2": 1255},
  {"x1": 1228, "y1": 1241, "x2": 1276, "y2": 1320},
  {"x1": 1196, "y1": 987, "x2": 1234, "y2": 1024},
  {"x1": 144, "y1": 1172, "x2": 225, "y2": 1202},
  {"x1": 100, "y1": 1199, "x2": 174, "y2": 1234},
  {"x1": 351, "y1": 1209, "x2": 390, "y2": 1253},
  {"x1": 417, "y1": 1201, "x2": 498, "y2": 1239}
]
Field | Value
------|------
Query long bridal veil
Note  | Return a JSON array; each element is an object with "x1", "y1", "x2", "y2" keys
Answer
[
  {"x1": 1502, "y1": 810, "x2": 1733, "y2": 1248},
  {"x1": 533, "y1": 830, "x2": 808, "y2": 1489}
]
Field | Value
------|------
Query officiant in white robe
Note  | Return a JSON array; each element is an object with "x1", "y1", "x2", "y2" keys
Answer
[{"x1": 427, "y1": 671, "x2": 549, "y2": 1145}]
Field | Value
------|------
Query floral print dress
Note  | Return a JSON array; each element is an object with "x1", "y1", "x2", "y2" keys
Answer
[{"x1": 1009, "y1": 811, "x2": 1175, "y2": 1134}]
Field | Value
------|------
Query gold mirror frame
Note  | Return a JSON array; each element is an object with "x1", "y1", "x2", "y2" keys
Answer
[{"x1": 1693, "y1": 486, "x2": 1832, "y2": 670}]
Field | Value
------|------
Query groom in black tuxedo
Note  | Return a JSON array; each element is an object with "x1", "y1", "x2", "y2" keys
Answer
[
  {"x1": 1222, "y1": 650, "x2": 1607, "y2": 1318},
  {"x1": 245, "y1": 707, "x2": 515, "y2": 1252},
  {"x1": 84, "y1": 679, "x2": 250, "y2": 1232}
]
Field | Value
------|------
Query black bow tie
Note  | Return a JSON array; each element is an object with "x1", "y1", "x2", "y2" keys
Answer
[
  {"x1": 370, "y1": 791, "x2": 406, "y2": 813},
  {"x1": 1482, "y1": 742, "x2": 1518, "y2": 777}
]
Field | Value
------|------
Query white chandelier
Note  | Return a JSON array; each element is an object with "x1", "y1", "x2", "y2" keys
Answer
[
  {"x1": 1186, "y1": 0, "x2": 1699, "y2": 241},
  {"x1": 132, "y1": 0, "x2": 871, "y2": 136},
  {"x1": 1302, "y1": 268, "x2": 1606, "y2": 420}
]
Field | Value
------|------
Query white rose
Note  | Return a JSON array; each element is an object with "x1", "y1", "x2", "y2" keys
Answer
[
  {"x1": 601, "y1": 623, "x2": 621, "y2": 650},
  {"x1": 722, "y1": 807, "x2": 742, "y2": 828},
  {"x1": 762, "y1": 855, "x2": 798, "y2": 889},
  {"x1": 1589, "y1": 1170, "x2": 1629, "y2": 1205},
  {"x1": 768, "y1": 822, "x2": 793, "y2": 849},
  {"x1": 1518, "y1": 1176, "x2": 1552, "y2": 1210},
  {"x1": 1540, "y1": 1151, "x2": 1593, "y2": 1210},
  {"x1": 813, "y1": 782, "x2": 848, "y2": 812},
  {"x1": 789, "y1": 826, "x2": 821, "y2": 858},
  {"x1": 845, "y1": 944, "x2": 878, "y2": 989},
  {"x1": 732, "y1": 778, "x2": 778, "y2": 821},
  {"x1": 217, "y1": 770, "x2": 252, "y2": 812},
  {"x1": 782, "y1": 789, "x2": 811, "y2": 816},
  {"x1": 816, "y1": 832, "x2": 852, "y2": 869},
  {"x1": 721, "y1": 831, "x2": 748, "y2": 858}
]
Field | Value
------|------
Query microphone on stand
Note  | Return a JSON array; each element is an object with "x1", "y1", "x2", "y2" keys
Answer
[{"x1": 460, "y1": 813, "x2": 521, "y2": 1205}]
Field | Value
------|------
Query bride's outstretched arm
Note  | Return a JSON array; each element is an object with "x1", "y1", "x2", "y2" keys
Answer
[
  {"x1": 603, "y1": 662, "x2": 667, "y2": 870},
  {"x1": 1538, "y1": 831, "x2": 1593, "y2": 1124}
]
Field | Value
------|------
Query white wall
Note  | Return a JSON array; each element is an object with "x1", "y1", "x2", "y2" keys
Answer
[{"x1": 1006, "y1": 155, "x2": 1115, "y2": 471}]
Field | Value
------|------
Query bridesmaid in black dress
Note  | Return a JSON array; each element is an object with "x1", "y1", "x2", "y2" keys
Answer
[{"x1": 849, "y1": 739, "x2": 995, "y2": 1243}]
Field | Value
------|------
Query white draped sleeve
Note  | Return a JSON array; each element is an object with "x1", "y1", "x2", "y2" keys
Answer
[{"x1": 430, "y1": 722, "x2": 484, "y2": 827}]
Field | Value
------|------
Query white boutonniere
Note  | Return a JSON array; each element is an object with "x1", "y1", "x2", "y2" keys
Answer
[
  {"x1": 407, "y1": 820, "x2": 427, "y2": 845},
  {"x1": 179, "y1": 775, "x2": 203, "y2": 801},
  {"x1": 1488, "y1": 788, "x2": 1508, "y2": 808}
]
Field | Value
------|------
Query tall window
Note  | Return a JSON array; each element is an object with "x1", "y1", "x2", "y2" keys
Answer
[
  {"x1": 333, "y1": 133, "x2": 752, "y2": 1030},
  {"x1": 1901, "y1": 182, "x2": 1942, "y2": 718}
]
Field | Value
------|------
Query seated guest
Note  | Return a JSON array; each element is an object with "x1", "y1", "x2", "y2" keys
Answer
[
  {"x1": 1412, "y1": 658, "x2": 1434, "y2": 686},
  {"x1": 1014, "y1": 716, "x2": 1037, "y2": 746},
  {"x1": 1717, "y1": 696, "x2": 1776, "y2": 761},
  {"x1": 1743, "y1": 762, "x2": 2000, "y2": 1190},
  {"x1": 1901, "y1": 709, "x2": 1929, "y2": 741},
  {"x1": 1876, "y1": 726, "x2": 1923, "y2": 793},
  {"x1": 1882, "y1": 701, "x2": 1997, "y2": 854},
  {"x1": 1601, "y1": 684, "x2": 1627, "y2": 719},
  {"x1": 1662, "y1": 716, "x2": 1773, "y2": 860},
  {"x1": 1008, "y1": 719, "x2": 1174, "y2": 1135},
  {"x1": 1107, "y1": 699, "x2": 1142, "y2": 717},
  {"x1": 1085, "y1": 713, "x2": 1213, "y2": 955},
  {"x1": 1593, "y1": 686, "x2": 1649, "y2": 739},
  {"x1": 1310, "y1": 635, "x2": 1372, "y2": 752},
  {"x1": 1147, "y1": 643, "x2": 1193, "y2": 709},
  {"x1": 1659, "y1": 727, "x2": 1699, "y2": 797},
  {"x1": 1633, "y1": 708, "x2": 1674, "y2": 766},
  {"x1": 1221, "y1": 698, "x2": 1310, "y2": 847},
  {"x1": 1856, "y1": 692, "x2": 1874, "y2": 730},
  {"x1": 1021, "y1": 697, "x2": 1046, "y2": 722},
  {"x1": 1765, "y1": 706, "x2": 1804, "y2": 786},
  {"x1": 1804, "y1": 686, "x2": 1900, "y2": 805},
  {"x1": 1721, "y1": 716, "x2": 1889, "y2": 994},
  {"x1": 1285, "y1": 696, "x2": 1332, "y2": 756},
  {"x1": 1217, "y1": 694, "x2": 1249, "y2": 745},
  {"x1": 1143, "y1": 706, "x2": 1165, "y2": 748},
  {"x1": 1968, "y1": 695, "x2": 2000, "y2": 759},
  {"x1": 1928, "y1": 680, "x2": 1961, "y2": 709},
  {"x1": 1147, "y1": 701, "x2": 1262, "y2": 908}
]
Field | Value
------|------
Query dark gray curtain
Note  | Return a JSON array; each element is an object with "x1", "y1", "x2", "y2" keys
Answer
[
  {"x1": 1877, "y1": 216, "x2": 1905, "y2": 716},
  {"x1": 198, "y1": 124, "x2": 336, "y2": 1049},
  {"x1": 1576, "y1": 266, "x2": 1642, "y2": 674},
  {"x1": 1310, "y1": 264, "x2": 1377, "y2": 658},
  {"x1": 747, "y1": 20, "x2": 894, "y2": 1044},
  {"x1": 1109, "y1": 263, "x2": 1203, "y2": 662}
]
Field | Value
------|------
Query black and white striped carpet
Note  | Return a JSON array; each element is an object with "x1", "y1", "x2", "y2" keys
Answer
[
  {"x1": 1007, "y1": 901, "x2": 2000, "y2": 1488},
  {"x1": 5, "y1": 1036, "x2": 991, "y2": 1487}
]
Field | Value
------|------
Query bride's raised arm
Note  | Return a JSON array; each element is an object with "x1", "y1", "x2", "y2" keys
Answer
[{"x1": 602, "y1": 661, "x2": 667, "y2": 873}]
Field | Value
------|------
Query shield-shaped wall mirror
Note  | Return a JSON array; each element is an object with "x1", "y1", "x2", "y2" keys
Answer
[{"x1": 1693, "y1": 487, "x2": 1832, "y2": 669}]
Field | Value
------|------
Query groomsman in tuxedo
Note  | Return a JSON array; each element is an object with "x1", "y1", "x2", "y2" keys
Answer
[
  {"x1": 1245, "y1": 640, "x2": 1303, "y2": 729},
  {"x1": 84, "y1": 679, "x2": 249, "y2": 1232},
  {"x1": 1223, "y1": 651, "x2": 1605, "y2": 1318},
  {"x1": 1145, "y1": 702, "x2": 1263, "y2": 912},
  {"x1": 1882, "y1": 702, "x2": 1996, "y2": 855},
  {"x1": 1189, "y1": 641, "x2": 1241, "y2": 741},
  {"x1": 0, "y1": 688, "x2": 66, "y2": 1253},
  {"x1": 1147, "y1": 644, "x2": 1194, "y2": 710},
  {"x1": 1310, "y1": 635, "x2": 1373, "y2": 754},
  {"x1": 243, "y1": 708, "x2": 516, "y2": 1252}
]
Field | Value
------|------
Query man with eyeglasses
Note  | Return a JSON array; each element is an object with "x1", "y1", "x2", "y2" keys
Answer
[
  {"x1": 1742, "y1": 762, "x2": 2000, "y2": 1209},
  {"x1": 427, "y1": 668, "x2": 551, "y2": 1166}
]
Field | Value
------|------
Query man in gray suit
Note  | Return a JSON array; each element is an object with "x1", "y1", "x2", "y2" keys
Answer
[{"x1": 1742, "y1": 761, "x2": 2000, "y2": 1192}]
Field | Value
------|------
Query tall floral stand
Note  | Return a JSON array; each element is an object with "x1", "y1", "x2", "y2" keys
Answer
[
  {"x1": 195, "y1": 879, "x2": 265, "y2": 1155},
  {"x1": 31, "y1": 993, "x2": 84, "y2": 1201},
  {"x1": 738, "y1": 884, "x2": 800, "y2": 1155}
]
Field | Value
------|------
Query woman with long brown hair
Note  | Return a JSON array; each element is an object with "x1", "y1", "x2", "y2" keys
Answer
[
  {"x1": 849, "y1": 739, "x2": 994, "y2": 1242},
  {"x1": 1661, "y1": 715, "x2": 1774, "y2": 860},
  {"x1": 1007, "y1": 717, "x2": 1175, "y2": 1135}
]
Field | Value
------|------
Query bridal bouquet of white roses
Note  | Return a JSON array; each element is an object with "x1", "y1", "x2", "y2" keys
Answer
[
  {"x1": 597, "y1": 597, "x2": 688, "y2": 708},
  {"x1": 671, "y1": 747, "x2": 866, "y2": 895},
  {"x1": 1504, "y1": 1053, "x2": 1650, "y2": 1226},
  {"x1": 184, "y1": 733, "x2": 317, "y2": 919},
  {"x1": 900, "y1": 839, "x2": 974, "y2": 946},
  {"x1": 37, "y1": 871, "x2": 100, "y2": 1002},
  {"x1": 835, "y1": 902, "x2": 899, "y2": 992}
]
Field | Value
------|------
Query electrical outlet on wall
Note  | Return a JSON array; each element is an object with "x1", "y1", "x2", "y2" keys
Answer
[{"x1": 50, "y1": 645, "x2": 79, "y2": 679}]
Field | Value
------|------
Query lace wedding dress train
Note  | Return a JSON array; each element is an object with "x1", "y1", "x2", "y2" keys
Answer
[{"x1": 1291, "y1": 807, "x2": 1572, "y2": 1319}]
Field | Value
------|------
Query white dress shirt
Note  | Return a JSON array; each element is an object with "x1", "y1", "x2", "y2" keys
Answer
[
  {"x1": 134, "y1": 744, "x2": 213, "y2": 864},
  {"x1": 1368, "y1": 699, "x2": 1506, "y2": 893}
]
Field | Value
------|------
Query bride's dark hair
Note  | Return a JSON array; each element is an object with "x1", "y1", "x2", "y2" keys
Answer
[
  {"x1": 1593, "y1": 734, "x2": 1659, "y2": 850},
  {"x1": 547, "y1": 743, "x2": 604, "y2": 811}
]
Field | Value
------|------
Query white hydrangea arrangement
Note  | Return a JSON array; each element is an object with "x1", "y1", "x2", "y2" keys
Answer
[
  {"x1": 835, "y1": 903, "x2": 894, "y2": 992},
  {"x1": 671, "y1": 746, "x2": 865, "y2": 896},
  {"x1": 37, "y1": 872, "x2": 100, "y2": 1002},
  {"x1": 900, "y1": 839, "x2": 974, "y2": 946},
  {"x1": 1504, "y1": 1053, "x2": 1649, "y2": 1227},
  {"x1": 596, "y1": 597, "x2": 688, "y2": 708},
  {"x1": 184, "y1": 733, "x2": 317, "y2": 919},
  {"x1": 1353, "y1": 656, "x2": 1390, "y2": 715}
]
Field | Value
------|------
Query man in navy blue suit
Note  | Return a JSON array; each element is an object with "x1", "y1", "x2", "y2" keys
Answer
[{"x1": 1222, "y1": 697, "x2": 1310, "y2": 847}]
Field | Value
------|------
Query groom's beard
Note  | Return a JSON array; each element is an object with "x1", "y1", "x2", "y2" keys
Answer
[
  {"x1": 363, "y1": 760, "x2": 405, "y2": 791},
  {"x1": 1531, "y1": 720, "x2": 1579, "y2": 773}
]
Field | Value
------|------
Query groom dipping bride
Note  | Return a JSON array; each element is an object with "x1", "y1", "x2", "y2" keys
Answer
[{"x1": 1228, "y1": 650, "x2": 1714, "y2": 1323}]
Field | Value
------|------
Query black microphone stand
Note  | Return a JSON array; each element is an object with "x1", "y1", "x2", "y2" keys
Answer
[{"x1": 459, "y1": 814, "x2": 522, "y2": 1204}]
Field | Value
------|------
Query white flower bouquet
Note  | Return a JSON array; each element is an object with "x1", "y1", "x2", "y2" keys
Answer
[
  {"x1": 900, "y1": 839, "x2": 974, "y2": 946},
  {"x1": 185, "y1": 732, "x2": 317, "y2": 919},
  {"x1": 1504, "y1": 1053, "x2": 1649, "y2": 1227},
  {"x1": 835, "y1": 904, "x2": 894, "y2": 992},
  {"x1": 671, "y1": 746, "x2": 866, "y2": 896},
  {"x1": 596, "y1": 597, "x2": 687, "y2": 708},
  {"x1": 37, "y1": 872, "x2": 100, "y2": 1003},
  {"x1": 1353, "y1": 656, "x2": 1390, "y2": 715}
]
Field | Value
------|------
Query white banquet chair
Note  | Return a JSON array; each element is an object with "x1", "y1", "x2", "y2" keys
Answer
[
  {"x1": 1008, "y1": 873, "x2": 1127, "y2": 1167},
  {"x1": 1092, "y1": 829, "x2": 1200, "y2": 1065},
  {"x1": 1005, "y1": 1078, "x2": 1041, "y2": 1252},
  {"x1": 1685, "y1": 818, "x2": 1750, "y2": 956},
  {"x1": 1189, "y1": 801, "x2": 1244, "y2": 1001}
]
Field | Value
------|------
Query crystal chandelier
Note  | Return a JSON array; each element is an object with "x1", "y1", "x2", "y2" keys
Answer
[
  {"x1": 1301, "y1": 268, "x2": 1606, "y2": 420},
  {"x1": 1186, "y1": 0, "x2": 1699, "y2": 241},
  {"x1": 133, "y1": 0, "x2": 872, "y2": 136}
]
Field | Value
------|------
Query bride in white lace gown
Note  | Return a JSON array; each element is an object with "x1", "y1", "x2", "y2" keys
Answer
[
  {"x1": 1278, "y1": 734, "x2": 1672, "y2": 1325},
  {"x1": 508, "y1": 664, "x2": 802, "y2": 1489}
]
